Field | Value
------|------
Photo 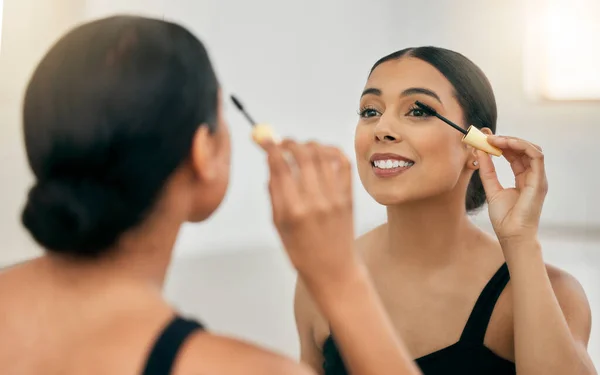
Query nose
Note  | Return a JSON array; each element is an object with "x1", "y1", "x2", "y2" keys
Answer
[{"x1": 374, "y1": 117, "x2": 402, "y2": 144}]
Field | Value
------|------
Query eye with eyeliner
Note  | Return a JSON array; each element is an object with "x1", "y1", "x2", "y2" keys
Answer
[
  {"x1": 357, "y1": 102, "x2": 434, "y2": 119},
  {"x1": 357, "y1": 105, "x2": 381, "y2": 118},
  {"x1": 405, "y1": 104, "x2": 431, "y2": 119}
]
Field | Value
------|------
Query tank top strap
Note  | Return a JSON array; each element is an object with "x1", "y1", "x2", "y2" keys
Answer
[
  {"x1": 459, "y1": 262, "x2": 510, "y2": 344},
  {"x1": 141, "y1": 315, "x2": 205, "y2": 375}
]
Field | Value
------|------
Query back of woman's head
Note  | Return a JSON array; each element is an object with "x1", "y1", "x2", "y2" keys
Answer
[
  {"x1": 21, "y1": 15, "x2": 219, "y2": 258},
  {"x1": 370, "y1": 46, "x2": 497, "y2": 212}
]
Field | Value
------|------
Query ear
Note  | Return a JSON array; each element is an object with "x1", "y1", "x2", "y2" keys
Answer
[
  {"x1": 480, "y1": 127, "x2": 493, "y2": 136},
  {"x1": 190, "y1": 125, "x2": 217, "y2": 182}
]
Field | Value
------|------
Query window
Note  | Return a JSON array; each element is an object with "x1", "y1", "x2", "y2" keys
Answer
[{"x1": 524, "y1": 0, "x2": 600, "y2": 101}]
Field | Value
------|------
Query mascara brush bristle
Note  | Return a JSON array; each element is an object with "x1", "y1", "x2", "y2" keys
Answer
[
  {"x1": 230, "y1": 95, "x2": 244, "y2": 111},
  {"x1": 414, "y1": 100, "x2": 467, "y2": 135},
  {"x1": 414, "y1": 100, "x2": 437, "y2": 115},
  {"x1": 230, "y1": 94, "x2": 257, "y2": 126}
]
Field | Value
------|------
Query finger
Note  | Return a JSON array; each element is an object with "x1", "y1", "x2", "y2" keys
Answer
[
  {"x1": 492, "y1": 136, "x2": 546, "y2": 186},
  {"x1": 476, "y1": 150, "x2": 503, "y2": 199},
  {"x1": 333, "y1": 148, "x2": 353, "y2": 202},
  {"x1": 499, "y1": 148, "x2": 527, "y2": 177},
  {"x1": 265, "y1": 142, "x2": 302, "y2": 222},
  {"x1": 314, "y1": 145, "x2": 338, "y2": 199},
  {"x1": 268, "y1": 178, "x2": 285, "y2": 224},
  {"x1": 496, "y1": 135, "x2": 543, "y2": 152},
  {"x1": 316, "y1": 145, "x2": 352, "y2": 203},
  {"x1": 261, "y1": 138, "x2": 297, "y2": 173},
  {"x1": 264, "y1": 141, "x2": 291, "y2": 178},
  {"x1": 487, "y1": 136, "x2": 543, "y2": 158},
  {"x1": 285, "y1": 141, "x2": 326, "y2": 200},
  {"x1": 277, "y1": 139, "x2": 299, "y2": 178},
  {"x1": 488, "y1": 136, "x2": 546, "y2": 182},
  {"x1": 255, "y1": 136, "x2": 277, "y2": 152}
]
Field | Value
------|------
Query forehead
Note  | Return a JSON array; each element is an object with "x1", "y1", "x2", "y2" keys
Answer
[{"x1": 365, "y1": 57, "x2": 455, "y2": 100}]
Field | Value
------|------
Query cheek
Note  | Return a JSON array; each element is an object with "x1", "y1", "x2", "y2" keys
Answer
[
  {"x1": 210, "y1": 123, "x2": 231, "y2": 190},
  {"x1": 354, "y1": 125, "x2": 372, "y2": 160},
  {"x1": 415, "y1": 131, "x2": 449, "y2": 160},
  {"x1": 221, "y1": 139, "x2": 231, "y2": 186},
  {"x1": 213, "y1": 134, "x2": 231, "y2": 205},
  {"x1": 354, "y1": 125, "x2": 368, "y2": 152},
  {"x1": 413, "y1": 129, "x2": 466, "y2": 180},
  {"x1": 218, "y1": 122, "x2": 232, "y2": 163},
  {"x1": 354, "y1": 125, "x2": 373, "y2": 173}
]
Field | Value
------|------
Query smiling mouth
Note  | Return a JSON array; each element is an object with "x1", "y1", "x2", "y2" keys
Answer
[
  {"x1": 371, "y1": 159, "x2": 414, "y2": 169},
  {"x1": 370, "y1": 159, "x2": 414, "y2": 177}
]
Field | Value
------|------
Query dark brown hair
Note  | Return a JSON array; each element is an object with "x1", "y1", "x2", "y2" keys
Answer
[{"x1": 21, "y1": 15, "x2": 219, "y2": 257}]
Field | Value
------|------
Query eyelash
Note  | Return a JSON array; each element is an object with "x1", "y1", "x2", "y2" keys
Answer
[
  {"x1": 357, "y1": 106, "x2": 381, "y2": 118},
  {"x1": 405, "y1": 105, "x2": 430, "y2": 118},
  {"x1": 357, "y1": 105, "x2": 431, "y2": 119}
]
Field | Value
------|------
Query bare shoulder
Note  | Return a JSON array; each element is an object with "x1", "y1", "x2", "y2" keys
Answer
[
  {"x1": 545, "y1": 263, "x2": 592, "y2": 344},
  {"x1": 177, "y1": 331, "x2": 315, "y2": 375},
  {"x1": 545, "y1": 264, "x2": 590, "y2": 309},
  {"x1": 355, "y1": 223, "x2": 386, "y2": 244}
]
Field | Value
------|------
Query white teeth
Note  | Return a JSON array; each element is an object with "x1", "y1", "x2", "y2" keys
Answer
[{"x1": 373, "y1": 159, "x2": 414, "y2": 169}]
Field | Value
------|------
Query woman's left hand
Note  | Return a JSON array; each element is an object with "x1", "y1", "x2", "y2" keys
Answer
[{"x1": 476, "y1": 135, "x2": 548, "y2": 244}]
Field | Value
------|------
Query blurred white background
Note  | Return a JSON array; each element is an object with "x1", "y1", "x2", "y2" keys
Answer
[{"x1": 0, "y1": 0, "x2": 598, "y2": 365}]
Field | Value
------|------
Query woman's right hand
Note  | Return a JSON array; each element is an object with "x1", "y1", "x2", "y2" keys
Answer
[
  {"x1": 259, "y1": 138, "x2": 422, "y2": 375},
  {"x1": 259, "y1": 139, "x2": 360, "y2": 290}
]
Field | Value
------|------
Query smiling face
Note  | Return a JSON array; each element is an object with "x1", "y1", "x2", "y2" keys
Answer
[{"x1": 354, "y1": 56, "x2": 479, "y2": 206}]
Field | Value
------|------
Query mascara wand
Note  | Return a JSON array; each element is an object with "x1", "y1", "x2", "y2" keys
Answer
[
  {"x1": 414, "y1": 100, "x2": 502, "y2": 156},
  {"x1": 230, "y1": 95, "x2": 257, "y2": 126},
  {"x1": 230, "y1": 94, "x2": 280, "y2": 144},
  {"x1": 415, "y1": 101, "x2": 467, "y2": 135}
]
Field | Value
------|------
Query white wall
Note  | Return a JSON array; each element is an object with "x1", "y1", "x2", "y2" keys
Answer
[{"x1": 0, "y1": 0, "x2": 85, "y2": 265}]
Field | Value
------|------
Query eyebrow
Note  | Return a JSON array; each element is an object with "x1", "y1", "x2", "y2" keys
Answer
[
  {"x1": 361, "y1": 87, "x2": 443, "y2": 104},
  {"x1": 361, "y1": 88, "x2": 382, "y2": 97}
]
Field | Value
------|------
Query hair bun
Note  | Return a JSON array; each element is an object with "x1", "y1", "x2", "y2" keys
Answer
[{"x1": 22, "y1": 179, "x2": 128, "y2": 257}]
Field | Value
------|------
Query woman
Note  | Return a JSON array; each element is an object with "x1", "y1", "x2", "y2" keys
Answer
[
  {"x1": 295, "y1": 46, "x2": 596, "y2": 374},
  {"x1": 0, "y1": 15, "x2": 422, "y2": 375}
]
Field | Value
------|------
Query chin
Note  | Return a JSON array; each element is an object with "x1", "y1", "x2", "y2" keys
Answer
[
  {"x1": 188, "y1": 178, "x2": 230, "y2": 222},
  {"x1": 187, "y1": 193, "x2": 228, "y2": 223},
  {"x1": 365, "y1": 183, "x2": 444, "y2": 207},
  {"x1": 187, "y1": 209, "x2": 216, "y2": 223},
  {"x1": 366, "y1": 189, "x2": 415, "y2": 207}
]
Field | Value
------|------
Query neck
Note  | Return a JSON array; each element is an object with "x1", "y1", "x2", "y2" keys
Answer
[
  {"x1": 45, "y1": 189, "x2": 190, "y2": 290},
  {"x1": 384, "y1": 193, "x2": 479, "y2": 267},
  {"x1": 105, "y1": 205, "x2": 184, "y2": 287}
]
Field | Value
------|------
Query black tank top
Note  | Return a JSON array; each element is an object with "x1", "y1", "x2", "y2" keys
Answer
[
  {"x1": 141, "y1": 316, "x2": 204, "y2": 375},
  {"x1": 322, "y1": 263, "x2": 516, "y2": 374}
]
